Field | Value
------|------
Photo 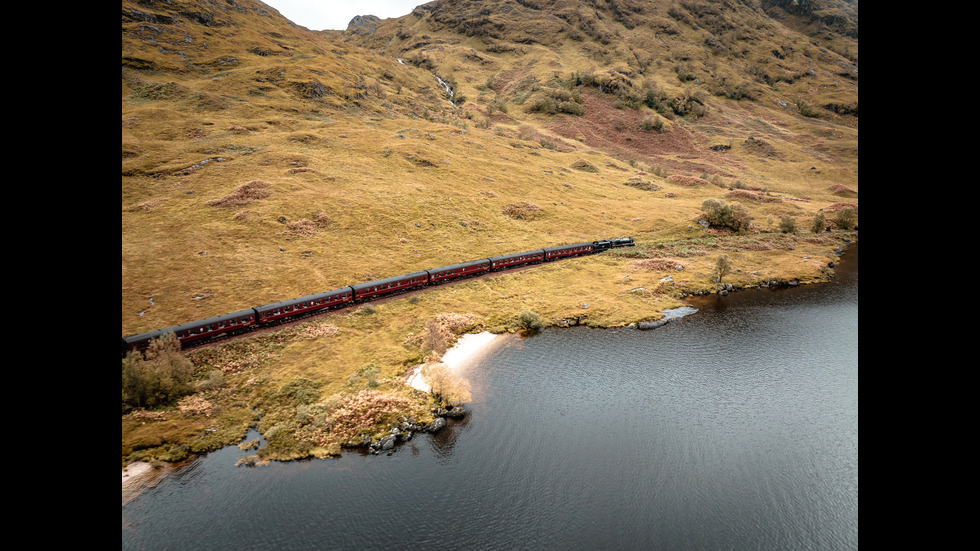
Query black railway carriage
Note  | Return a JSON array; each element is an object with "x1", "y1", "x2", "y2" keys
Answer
[
  {"x1": 254, "y1": 287, "x2": 354, "y2": 324},
  {"x1": 592, "y1": 237, "x2": 635, "y2": 252},
  {"x1": 426, "y1": 258, "x2": 491, "y2": 284},
  {"x1": 123, "y1": 308, "x2": 258, "y2": 353},
  {"x1": 489, "y1": 249, "x2": 545, "y2": 270},
  {"x1": 351, "y1": 271, "x2": 429, "y2": 301}
]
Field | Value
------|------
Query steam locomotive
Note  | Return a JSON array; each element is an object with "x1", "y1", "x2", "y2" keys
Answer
[{"x1": 122, "y1": 237, "x2": 635, "y2": 354}]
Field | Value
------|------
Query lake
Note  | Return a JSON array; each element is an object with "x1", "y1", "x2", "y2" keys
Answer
[{"x1": 122, "y1": 245, "x2": 857, "y2": 550}]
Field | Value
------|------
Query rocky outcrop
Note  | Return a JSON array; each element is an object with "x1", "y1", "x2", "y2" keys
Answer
[
  {"x1": 635, "y1": 306, "x2": 699, "y2": 330},
  {"x1": 346, "y1": 15, "x2": 381, "y2": 36},
  {"x1": 364, "y1": 406, "x2": 467, "y2": 455}
]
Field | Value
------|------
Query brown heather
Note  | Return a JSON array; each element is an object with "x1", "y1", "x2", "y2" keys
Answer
[{"x1": 205, "y1": 180, "x2": 272, "y2": 207}]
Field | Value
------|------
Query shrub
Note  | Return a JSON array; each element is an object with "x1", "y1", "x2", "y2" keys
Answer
[
  {"x1": 517, "y1": 310, "x2": 543, "y2": 330},
  {"x1": 121, "y1": 333, "x2": 195, "y2": 412},
  {"x1": 729, "y1": 203, "x2": 752, "y2": 233},
  {"x1": 557, "y1": 100, "x2": 584, "y2": 115},
  {"x1": 701, "y1": 198, "x2": 752, "y2": 233},
  {"x1": 640, "y1": 115, "x2": 664, "y2": 132},
  {"x1": 529, "y1": 97, "x2": 558, "y2": 114},
  {"x1": 834, "y1": 207, "x2": 856, "y2": 229},
  {"x1": 701, "y1": 198, "x2": 732, "y2": 227},
  {"x1": 668, "y1": 174, "x2": 709, "y2": 186},
  {"x1": 359, "y1": 364, "x2": 380, "y2": 388},
  {"x1": 810, "y1": 213, "x2": 826, "y2": 233},
  {"x1": 779, "y1": 215, "x2": 796, "y2": 233}
]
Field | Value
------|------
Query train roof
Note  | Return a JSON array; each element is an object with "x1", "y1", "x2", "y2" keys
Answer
[
  {"x1": 543, "y1": 242, "x2": 594, "y2": 252},
  {"x1": 253, "y1": 287, "x2": 354, "y2": 313},
  {"x1": 123, "y1": 308, "x2": 257, "y2": 344},
  {"x1": 489, "y1": 249, "x2": 545, "y2": 261},
  {"x1": 350, "y1": 271, "x2": 429, "y2": 291},
  {"x1": 427, "y1": 258, "x2": 491, "y2": 272}
]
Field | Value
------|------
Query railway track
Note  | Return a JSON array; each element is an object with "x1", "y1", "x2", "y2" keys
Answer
[
  {"x1": 123, "y1": 238, "x2": 635, "y2": 355},
  {"x1": 180, "y1": 260, "x2": 546, "y2": 352}
]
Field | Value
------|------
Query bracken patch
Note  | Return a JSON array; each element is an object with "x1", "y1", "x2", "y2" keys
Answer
[
  {"x1": 206, "y1": 180, "x2": 272, "y2": 207},
  {"x1": 829, "y1": 184, "x2": 857, "y2": 196},
  {"x1": 824, "y1": 202, "x2": 858, "y2": 213},
  {"x1": 630, "y1": 258, "x2": 686, "y2": 271},
  {"x1": 725, "y1": 189, "x2": 781, "y2": 203},
  {"x1": 177, "y1": 395, "x2": 214, "y2": 416},
  {"x1": 667, "y1": 174, "x2": 709, "y2": 187},
  {"x1": 502, "y1": 202, "x2": 543, "y2": 220}
]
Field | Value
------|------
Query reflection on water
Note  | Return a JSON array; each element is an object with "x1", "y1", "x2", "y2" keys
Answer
[{"x1": 123, "y1": 246, "x2": 857, "y2": 551}]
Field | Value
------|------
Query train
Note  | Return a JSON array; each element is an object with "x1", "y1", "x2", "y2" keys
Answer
[{"x1": 122, "y1": 237, "x2": 635, "y2": 354}]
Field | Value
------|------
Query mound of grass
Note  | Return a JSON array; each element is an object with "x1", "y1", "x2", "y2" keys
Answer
[{"x1": 205, "y1": 180, "x2": 272, "y2": 207}]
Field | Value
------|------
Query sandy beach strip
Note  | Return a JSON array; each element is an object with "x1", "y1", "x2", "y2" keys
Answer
[{"x1": 407, "y1": 331, "x2": 498, "y2": 392}]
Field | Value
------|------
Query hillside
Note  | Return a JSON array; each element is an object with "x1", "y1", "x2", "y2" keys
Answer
[{"x1": 122, "y1": 0, "x2": 857, "y2": 463}]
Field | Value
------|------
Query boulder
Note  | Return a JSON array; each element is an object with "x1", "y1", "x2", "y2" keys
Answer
[{"x1": 426, "y1": 417, "x2": 446, "y2": 432}]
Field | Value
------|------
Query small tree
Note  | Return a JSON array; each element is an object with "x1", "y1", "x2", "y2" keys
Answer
[
  {"x1": 701, "y1": 199, "x2": 752, "y2": 233},
  {"x1": 834, "y1": 207, "x2": 856, "y2": 230},
  {"x1": 729, "y1": 202, "x2": 752, "y2": 233},
  {"x1": 715, "y1": 254, "x2": 732, "y2": 283},
  {"x1": 779, "y1": 215, "x2": 796, "y2": 233},
  {"x1": 122, "y1": 332, "x2": 195, "y2": 412},
  {"x1": 810, "y1": 212, "x2": 826, "y2": 233},
  {"x1": 701, "y1": 198, "x2": 731, "y2": 227}
]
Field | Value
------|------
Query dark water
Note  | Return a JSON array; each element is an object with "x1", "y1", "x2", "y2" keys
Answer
[{"x1": 122, "y1": 246, "x2": 857, "y2": 551}]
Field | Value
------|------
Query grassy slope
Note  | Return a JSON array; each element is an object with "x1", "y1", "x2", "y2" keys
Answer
[{"x1": 122, "y1": 0, "x2": 857, "y2": 463}]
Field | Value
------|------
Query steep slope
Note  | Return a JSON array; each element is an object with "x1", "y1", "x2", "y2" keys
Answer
[{"x1": 341, "y1": 0, "x2": 857, "y2": 174}]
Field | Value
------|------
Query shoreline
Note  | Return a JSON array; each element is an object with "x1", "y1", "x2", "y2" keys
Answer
[
  {"x1": 125, "y1": 331, "x2": 501, "y2": 493},
  {"x1": 122, "y1": 460, "x2": 174, "y2": 504},
  {"x1": 406, "y1": 331, "x2": 499, "y2": 392},
  {"x1": 123, "y1": 250, "x2": 856, "y2": 493}
]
